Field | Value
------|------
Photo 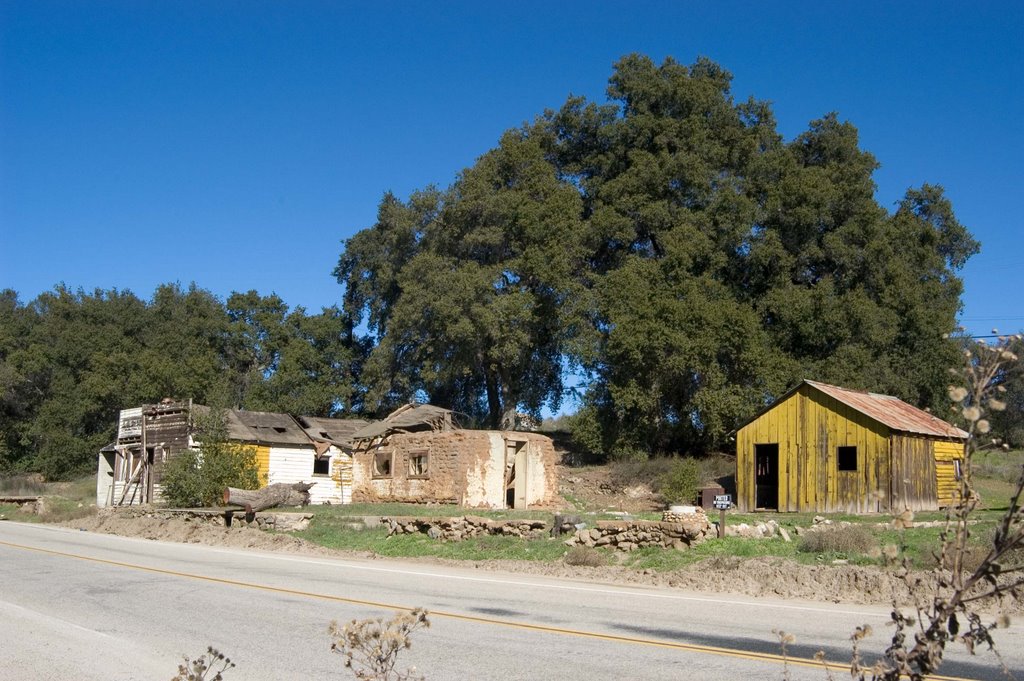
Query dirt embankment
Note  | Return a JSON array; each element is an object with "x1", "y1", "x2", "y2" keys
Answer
[{"x1": 64, "y1": 511, "x2": 1022, "y2": 614}]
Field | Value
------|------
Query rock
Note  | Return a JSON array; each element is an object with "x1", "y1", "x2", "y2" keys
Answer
[
  {"x1": 427, "y1": 526, "x2": 442, "y2": 539},
  {"x1": 779, "y1": 527, "x2": 791, "y2": 542}
]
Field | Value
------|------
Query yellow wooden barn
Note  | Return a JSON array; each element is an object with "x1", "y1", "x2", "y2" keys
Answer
[{"x1": 735, "y1": 380, "x2": 967, "y2": 514}]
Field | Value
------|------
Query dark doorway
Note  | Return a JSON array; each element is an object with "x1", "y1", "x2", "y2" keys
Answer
[{"x1": 755, "y1": 443, "x2": 779, "y2": 510}]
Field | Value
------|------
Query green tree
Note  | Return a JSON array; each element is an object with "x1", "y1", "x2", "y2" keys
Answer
[
  {"x1": 337, "y1": 128, "x2": 587, "y2": 427},
  {"x1": 542, "y1": 55, "x2": 976, "y2": 455},
  {"x1": 161, "y1": 409, "x2": 260, "y2": 507}
]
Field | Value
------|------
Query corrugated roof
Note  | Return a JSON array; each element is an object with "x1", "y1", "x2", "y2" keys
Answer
[
  {"x1": 297, "y1": 416, "x2": 371, "y2": 445},
  {"x1": 804, "y1": 380, "x2": 968, "y2": 439}
]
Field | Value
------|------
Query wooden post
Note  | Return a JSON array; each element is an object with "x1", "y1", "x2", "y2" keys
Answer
[{"x1": 718, "y1": 507, "x2": 726, "y2": 539}]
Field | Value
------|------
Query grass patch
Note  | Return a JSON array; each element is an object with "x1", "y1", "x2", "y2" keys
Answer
[
  {"x1": 972, "y1": 448, "x2": 1024, "y2": 483},
  {"x1": 624, "y1": 536, "x2": 801, "y2": 571},
  {"x1": 305, "y1": 503, "x2": 552, "y2": 522}
]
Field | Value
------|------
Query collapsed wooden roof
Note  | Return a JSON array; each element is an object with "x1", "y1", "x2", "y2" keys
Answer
[
  {"x1": 350, "y1": 403, "x2": 457, "y2": 441},
  {"x1": 297, "y1": 415, "x2": 371, "y2": 446},
  {"x1": 191, "y1": 405, "x2": 367, "y2": 447}
]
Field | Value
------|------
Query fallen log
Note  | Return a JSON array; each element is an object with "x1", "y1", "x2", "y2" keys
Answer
[{"x1": 223, "y1": 481, "x2": 315, "y2": 513}]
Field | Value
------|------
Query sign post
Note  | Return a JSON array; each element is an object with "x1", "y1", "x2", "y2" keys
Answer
[{"x1": 713, "y1": 494, "x2": 732, "y2": 538}]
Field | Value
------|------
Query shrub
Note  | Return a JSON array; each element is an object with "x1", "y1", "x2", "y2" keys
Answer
[
  {"x1": 564, "y1": 546, "x2": 607, "y2": 567},
  {"x1": 657, "y1": 458, "x2": 701, "y2": 505},
  {"x1": 161, "y1": 410, "x2": 260, "y2": 507},
  {"x1": 797, "y1": 525, "x2": 875, "y2": 555}
]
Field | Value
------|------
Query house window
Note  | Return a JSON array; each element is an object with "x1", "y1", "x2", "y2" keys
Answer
[
  {"x1": 408, "y1": 451, "x2": 429, "y2": 478},
  {"x1": 313, "y1": 456, "x2": 330, "y2": 476},
  {"x1": 837, "y1": 446, "x2": 857, "y2": 472},
  {"x1": 373, "y1": 451, "x2": 393, "y2": 478},
  {"x1": 954, "y1": 459, "x2": 963, "y2": 481}
]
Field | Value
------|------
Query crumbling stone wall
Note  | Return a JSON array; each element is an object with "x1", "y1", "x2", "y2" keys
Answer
[
  {"x1": 383, "y1": 515, "x2": 548, "y2": 540},
  {"x1": 563, "y1": 510, "x2": 711, "y2": 551},
  {"x1": 352, "y1": 430, "x2": 559, "y2": 508}
]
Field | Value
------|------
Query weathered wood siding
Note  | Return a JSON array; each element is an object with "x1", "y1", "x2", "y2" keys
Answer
[
  {"x1": 737, "y1": 384, "x2": 890, "y2": 513},
  {"x1": 933, "y1": 439, "x2": 965, "y2": 508},
  {"x1": 890, "y1": 434, "x2": 938, "y2": 511}
]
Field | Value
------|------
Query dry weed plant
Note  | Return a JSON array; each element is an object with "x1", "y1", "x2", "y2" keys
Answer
[
  {"x1": 773, "y1": 629, "x2": 796, "y2": 681},
  {"x1": 564, "y1": 545, "x2": 608, "y2": 567},
  {"x1": 329, "y1": 608, "x2": 430, "y2": 680},
  {"x1": 171, "y1": 647, "x2": 235, "y2": 681},
  {"x1": 845, "y1": 333, "x2": 1024, "y2": 680}
]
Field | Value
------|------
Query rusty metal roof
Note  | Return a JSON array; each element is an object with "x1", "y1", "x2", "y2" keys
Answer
[{"x1": 804, "y1": 380, "x2": 968, "y2": 439}]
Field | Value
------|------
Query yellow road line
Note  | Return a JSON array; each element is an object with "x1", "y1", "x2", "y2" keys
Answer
[{"x1": 0, "y1": 539, "x2": 977, "y2": 681}]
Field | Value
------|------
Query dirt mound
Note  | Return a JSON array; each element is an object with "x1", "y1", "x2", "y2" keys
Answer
[
  {"x1": 558, "y1": 465, "x2": 663, "y2": 513},
  {"x1": 68, "y1": 512, "x2": 334, "y2": 555}
]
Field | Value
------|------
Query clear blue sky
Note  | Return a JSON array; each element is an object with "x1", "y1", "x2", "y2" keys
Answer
[{"x1": 2, "y1": 1, "x2": 1021, "y2": 337}]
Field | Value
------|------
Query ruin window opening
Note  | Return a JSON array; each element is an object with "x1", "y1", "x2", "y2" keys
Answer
[
  {"x1": 273, "y1": 427, "x2": 287, "y2": 433},
  {"x1": 313, "y1": 456, "x2": 330, "y2": 476},
  {"x1": 373, "y1": 451, "x2": 393, "y2": 478},
  {"x1": 837, "y1": 446, "x2": 857, "y2": 472},
  {"x1": 408, "y1": 451, "x2": 429, "y2": 478}
]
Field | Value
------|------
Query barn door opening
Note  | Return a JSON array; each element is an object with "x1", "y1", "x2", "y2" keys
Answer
[
  {"x1": 504, "y1": 439, "x2": 529, "y2": 509},
  {"x1": 755, "y1": 443, "x2": 779, "y2": 510}
]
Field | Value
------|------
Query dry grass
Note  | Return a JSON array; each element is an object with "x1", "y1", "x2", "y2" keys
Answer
[
  {"x1": 563, "y1": 545, "x2": 607, "y2": 567},
  {"x1": 797, "y1": 525, "x2": 876, "y2": 556},
  {"x1": 0, "y1": 473, "x2": 46, "y2": 495}
]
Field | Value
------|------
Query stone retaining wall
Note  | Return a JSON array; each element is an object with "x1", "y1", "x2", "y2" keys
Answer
[
  {"x1": 563, "y1": 515, "x2": 711, "y2": 552},
  {"x1": 383, "y1": 515, "x2": 548, "y2": 541},
  {"x1": 102, "y1": 506, "x2": 313, "y2": 532}
]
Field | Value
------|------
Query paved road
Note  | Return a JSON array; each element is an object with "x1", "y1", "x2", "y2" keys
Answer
[{"x1": 0, "y1": 521, "x2": 1019, "y2": 680}]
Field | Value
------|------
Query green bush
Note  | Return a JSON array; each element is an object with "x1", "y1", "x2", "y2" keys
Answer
[
  {"x1": 657, "y1": 458, "x2": 700, "y2": 504},
  {"x1": 162, "y1": 442, "x2": 259, "y2": 508},
  {"x1": 161, "y1": 411, "x2": 260, "y2": 507}
]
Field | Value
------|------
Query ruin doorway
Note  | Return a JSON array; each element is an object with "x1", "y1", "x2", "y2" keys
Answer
[{"x1": 504, "y1": 439, "x2": 529, "y2": 509}]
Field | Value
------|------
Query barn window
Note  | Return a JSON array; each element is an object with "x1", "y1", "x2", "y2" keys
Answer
[
  {"x1": 373, "y1": 451, "x2": 393, "y2": 478},
  {"x1": 837, "y1": 446, "x2": 857, "y2": 471},
  {"x1": 313, "y1": 456, "x2": 330, "y2": 476},
  {"x1": 408, "y1": 451, "x2": 429, "y2": 478},
  {"x1": 954, "y1": 459, "x2": 963, "y2": 480}
]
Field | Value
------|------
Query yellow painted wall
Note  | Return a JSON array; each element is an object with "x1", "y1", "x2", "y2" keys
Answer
[
  {"x1": 737, "y1": 384, "x2": 890, "y2": 513},
  {"x1": 253, "y1": 445, "x2": 270, "y2": 486},
  {"x1": 933, "y1": 440, "x2": 965, "y2": 507}
]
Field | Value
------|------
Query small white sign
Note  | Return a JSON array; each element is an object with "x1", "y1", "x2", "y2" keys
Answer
[{"x1": 713, "y1": 494, "x2": 732, "y2": 510}]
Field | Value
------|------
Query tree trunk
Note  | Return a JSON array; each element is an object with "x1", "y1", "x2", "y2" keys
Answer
[{"x1": 223, "y1": 482, "x2": 315, "y2": 512}]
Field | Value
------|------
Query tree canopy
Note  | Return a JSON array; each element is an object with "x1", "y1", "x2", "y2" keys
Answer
[
  {"x1": 0, "y1": 284, "x2": 363, "y2": 479},
  {"x1": 3, "y1": 54, "x2": 998, "y2": 478},
  {"x1": 336, "y1": 54, "x2": 981, "y2": 457}
]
